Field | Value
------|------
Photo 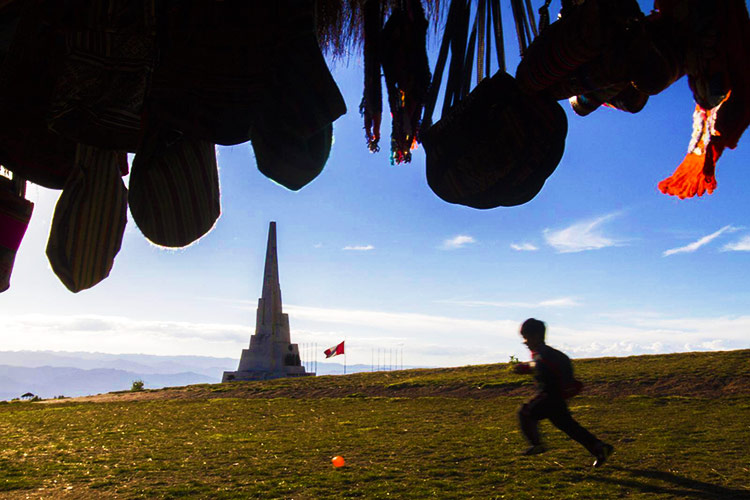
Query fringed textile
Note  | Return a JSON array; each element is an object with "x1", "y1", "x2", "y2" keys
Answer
[
  {"x1": 381, "y1": 0, "x2": 431, "y2": 165},
  {"x1": 360, "y1": 0, "x2": 383, "y2": 153},
  {"x1": 658, "y1": 0, "x2": 750, "y2": 198}
]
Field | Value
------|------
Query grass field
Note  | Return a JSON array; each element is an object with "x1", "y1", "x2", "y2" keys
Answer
[{"x1": 1, "y1": 350, "x2": 748, "y2": 499}]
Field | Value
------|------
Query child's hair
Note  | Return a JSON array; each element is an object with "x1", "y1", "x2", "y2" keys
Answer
[{"x1": 521, "y1": 318, "x2": 546, "y2": 341}]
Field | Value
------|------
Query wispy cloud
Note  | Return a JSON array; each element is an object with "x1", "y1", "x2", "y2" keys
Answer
[
  {"x1": 663, "y1": 225, "x2": 738, "y2": 256},
  {"x1": 441, "y1": 297, "x2": 580, "y2": 308},
  {"x1": 543, "y1": 213, "x2": 621, "y2": 253},
  {"x1": 342, "y1": 244, "x2": 374, "y2": 251},
  {"x1": 286, "y1": 304, "x2": 514, "y2": 335},
  {"x1": 510, "y1": 242, "x2": 538, "y2": 251},
  {"x1": 722, "y1": 234, "x2": 750, "y2": 252},
  {"x1": 441, "y1": 235, "x2": 476, "y2": 250}
]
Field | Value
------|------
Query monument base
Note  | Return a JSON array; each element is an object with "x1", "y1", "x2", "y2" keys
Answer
[{"x1": 222, "y1": 370, "x2": 315, "y2": 382}]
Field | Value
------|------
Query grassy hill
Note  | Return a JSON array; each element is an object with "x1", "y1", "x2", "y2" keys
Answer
[{"x1": 1, "y1": 349, "x2": 748, "y2": 499}]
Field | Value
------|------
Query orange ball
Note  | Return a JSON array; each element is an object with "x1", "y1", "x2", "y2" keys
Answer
[{"x1": 331, "y1": 456, "x2": 345, "y2": 468}]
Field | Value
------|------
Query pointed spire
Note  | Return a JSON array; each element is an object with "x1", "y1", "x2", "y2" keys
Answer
[{"x1": 259, "y1": 221, "x2": 282, "y2": 331}]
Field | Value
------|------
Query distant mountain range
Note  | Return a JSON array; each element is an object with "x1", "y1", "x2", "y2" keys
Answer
[{"x1": 0, "y1": 351, "x2": 404, "y2": 400}]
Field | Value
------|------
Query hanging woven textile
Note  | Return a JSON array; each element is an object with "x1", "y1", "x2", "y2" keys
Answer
[
  {"x1": 147, "y1": 0, "x2": 344, "y2": 147},
  {"x1": 381, "y1": 0, "x2": 432, "y2": 165},
  {"x1": 421, "y1": 0, "x2": 567, "y2": 208},
  {"x1": 46, "y1": 0, "x2": 156, "y2": 151},
  {"x1": 360, "y1": 0, "x2": 384, "y2": 153},
  {"x1": 0, "y1": 174, "x2": 33, "y2": 293},
  {"x1": 658, "y1": 0, "x2": 750, "y2": 198},
  {"x1": 129, "y1": 129, "x2": 220, "y2": 248},
  {"x1": 0, "y1": 0, "x2": 77, "y2": 190},
  {"x1": 46, "y1": 145, "x2": 128, "y2": 293},
  {"x1": 516, "y1": 0, "x2": 647, "y2": 114},
  {"x1": 248, "y1": 0, "x2": 344, "y2": 190},
  {"x1": 251, "y1": 117, "x2": 333, "y2": 192}
]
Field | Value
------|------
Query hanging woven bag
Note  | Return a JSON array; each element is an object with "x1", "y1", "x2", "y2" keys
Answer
[
  {"x1": 423, "y1": 71, "x2": 567, "y2": 208},
  {"x1": 129, "y1": 126, "x2": 220, "y2": 248},
  {"x1": 421, "y1": 0, "x2": 567, "y2": 208},
  {"x1": 251, "y1": 114, "x2": 333, "y2": 192},
  {"x1": 46, "y1": 145, "x2": 128, "y2": 292}
]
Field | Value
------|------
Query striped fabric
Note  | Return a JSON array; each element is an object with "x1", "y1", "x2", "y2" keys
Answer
[
  {"x1": 0, "y1": 0, "x2": 77, "y2": 189},
  {"x1": 0, "y1": 182, "x2": 34, "y2": 293},
  {"x1": 47, "y1": 0, "x2": 156, "y2": 151},
  {"x1": 129, "y1": 136, "x2": 220, "y2": 248},
  {"x1": 46, "y1": 144, "x2": 128, "y2": 293}
]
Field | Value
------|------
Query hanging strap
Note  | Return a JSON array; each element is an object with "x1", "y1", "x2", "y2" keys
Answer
[
  {"x1": 510, "y1": 0, "x2": 528, "y2": 56},
  {"x1": 461, "y1": 8, "x2": 479, "y2": 98},
  {"x1": 443, "y1": 0, "x2": 471, "y2": 116},
  {"x1": 489, "y1": 0, "x2": 505, "y2": 72},
  {"x1": 422, "y1": 0, "x2": 521, "y2": 129},
  {"x1": 524, "y1": 0, "x2": 538, "y2": 37},
  {"x1": 422, "y1": 0, "x2": 467, "y2": 129},
  {"x1": 476, "y1": 0, "x2": 487, "y2": 84}
]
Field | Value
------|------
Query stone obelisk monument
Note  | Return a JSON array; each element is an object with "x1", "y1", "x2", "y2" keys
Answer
[{"x1": 222, "y1": 222, "x2": 313, "y2": 381}]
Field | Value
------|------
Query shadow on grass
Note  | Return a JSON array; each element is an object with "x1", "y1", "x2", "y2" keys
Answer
[{"x1": 582, "y1": 466, "x2": 750, "y2": 499}]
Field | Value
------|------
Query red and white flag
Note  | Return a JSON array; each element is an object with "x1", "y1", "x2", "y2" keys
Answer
[{"x1": 324, "y1": 341, "x2": 345, "y2": 358}]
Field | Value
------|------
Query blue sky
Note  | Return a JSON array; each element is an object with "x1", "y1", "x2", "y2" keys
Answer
[{"x1": 2, "y1": 1, "x2": 749, "y2": 368}]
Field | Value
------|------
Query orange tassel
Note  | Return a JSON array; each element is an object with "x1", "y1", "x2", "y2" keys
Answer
[
  {"x1": 659, "y1": 97, "x2": 728, "y2": 199},
  {"x1": 658, "y1": 152, "x2": 716, "y2": 198}
]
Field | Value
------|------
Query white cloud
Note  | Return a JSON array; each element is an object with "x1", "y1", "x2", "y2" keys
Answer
[
  {"x1": 441, "y1": 235, "x2": 476, "y2": 250},
  {"x1": 1, "y1": 308, "x2": 748, "y2": 369},
  {"x1": 0, "y1": 314, "x2": 249, "y2": 357},
  {"x1": 543, "y1": 213, "x2": 621, "y2": 253},
  {"x1": 441, "y1": 297, "x2": 580, "y2": 308},
  {"x1": 286, "y1": 304, "x2": 514, "y2": 335},
  {"x1": 722, "y1": 234, "x2": 750, "y2": 252},
  {"x1": 547, "y1": 315, "x2": 750, "y2": 359},
  {"x1": 663, "y1": 225, "x2": 738, "y2": 256},
  {"x1": 510, "y1": 242, "x2": 538, "y2": 251},
  {"x1": 342, "y1": 244, "x2": 374, "y2": 251}
]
